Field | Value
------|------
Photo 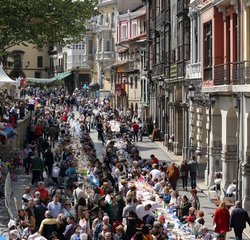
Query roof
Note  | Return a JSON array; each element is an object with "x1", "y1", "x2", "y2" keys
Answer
[{"x1": 119, "y1": 33, "x2": 146, "y2": 44}]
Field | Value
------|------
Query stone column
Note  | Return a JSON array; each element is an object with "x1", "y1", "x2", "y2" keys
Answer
[
  {"x1": 196, "y1": 106, "x2": 203, "y2": 162},
  {"x1": 221, "y1": 144, "x2": 238, "y2": 190},
  {"x1": 174, "y1": 106, "x2": 183, "y2": 155},
  {"x1": 220, "y1": 106, "x2": 238, "y2": 192},
  {"x1": 207, "y1": 106, "x2": 222, "y2": 186},
  {"x1": 242, "y1": 97, "x2": 250, "y2": 211},
  {"x1": 182, "y1": 105, "x2": 189, "y2": 161},
  {"x1": 189, "y1": 100, "x2": 195, "y2": 158},
  {"x1": 242, "y1": 154, "x2": 250, "y2": 211}
]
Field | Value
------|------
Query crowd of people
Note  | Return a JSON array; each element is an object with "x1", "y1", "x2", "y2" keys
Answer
[{"x1": 4, "y1": 87, "x2": 250, "y2": 240}]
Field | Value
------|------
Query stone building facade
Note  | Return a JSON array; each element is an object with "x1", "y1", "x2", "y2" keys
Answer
[{"x1": 143, "y1": 0, "x2": 250, "y2": 212}]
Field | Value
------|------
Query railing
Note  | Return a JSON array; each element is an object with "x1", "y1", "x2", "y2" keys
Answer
[
  {"x1": 83, "y1": 54, "x2": 94, "y2": 62},
  {"x1": 186, "y1": 62, "x2": 201, "y2": 79},
  {"x1": 177, "y1": 61, "x2": 185, "y2": 78},
  {"x1": 152, "y1": 63, "x2": 165, "y2": 76},
  {"x1": 96, "y1": 51, "x2": 115, "y2": 60},
  {"x1": 213, "y1": 62, "x2": 245, "y2": 85},
  {"x1": 5, "y1": 172, "x2": 14, "y2": 219}
]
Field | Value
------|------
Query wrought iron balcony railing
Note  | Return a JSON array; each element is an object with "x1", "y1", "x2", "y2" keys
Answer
[{"x1": 213, "y1": 62, "x2": 245, "y2": 85}]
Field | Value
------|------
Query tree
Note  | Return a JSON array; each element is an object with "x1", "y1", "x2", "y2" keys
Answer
[{"x1": 0, "y1": 0, "x2": 98, "y2": 66}]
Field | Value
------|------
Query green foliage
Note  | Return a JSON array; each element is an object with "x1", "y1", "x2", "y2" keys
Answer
[{"x1": 0, "y1": 0, "x2": 98, "y2": 52}]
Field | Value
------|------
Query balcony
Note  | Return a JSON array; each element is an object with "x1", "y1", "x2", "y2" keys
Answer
[
  {"x1": 125, "y1": 60, "x2": 140, "y2": 73},
  {"x1": 97, "y1": 24, "x2": 112, "y2": 32},
  {"x1": 83, "y1": 54, "x2": 94, "y2": 62},
  {"x1": 186, "y1": 62, "x2": 201, "y2": 80},
  {"x1": 152, "y1": 63, "x2": 165, "y2": 77},
  {"x1": 213, "y1": 62, "x2": 246, "y2": 85},
  {"x1": 177, "y1": 62, "x2": 185, "y2": 78},
  {"x1": 96, "y1": 51, "x2": 115, "y2": 61}
]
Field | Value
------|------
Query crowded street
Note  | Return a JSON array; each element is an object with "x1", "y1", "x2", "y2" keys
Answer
[{"x1": 0, "y1": 92, "x2": 247, "y2": 240}]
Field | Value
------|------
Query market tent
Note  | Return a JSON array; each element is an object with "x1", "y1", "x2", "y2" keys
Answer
[
  {"x1": 26, "y1": 71, "x2": 72, "y2": 84},
  {"x1": 0, "y1": 67, "x2": 17, "y2": 84}
]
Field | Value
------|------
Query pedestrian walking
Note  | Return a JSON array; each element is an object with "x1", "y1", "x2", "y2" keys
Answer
[
  {"x1": 180, "y1": 160, "x2": 189, "y2": 191},
  {"x1": 131, "y1": 121, "x2": 139, "y2": 142},
  {"x1": 188, "y1": 156, "x2": 198, "y2": 189},
  {"x1": 213, "y1": 201, "x2": 230, "y2": 239},
  {"x1": 166, "y1": 162, "x2": 180, "y2": 190},
  {"x1": 230, "y1": 201, "x2": 250, "y2": 240},
  {"x1": 30, "y1": 150, "x2": 44, "y2": 185}
]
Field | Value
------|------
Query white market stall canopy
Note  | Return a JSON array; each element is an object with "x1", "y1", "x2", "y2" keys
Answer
[
  {"x1": 26, "y1": 71, "x2": 72, "y2": 84},
  {"x1": 0, "y1": 67, "x2": 17, "y2": 84}
]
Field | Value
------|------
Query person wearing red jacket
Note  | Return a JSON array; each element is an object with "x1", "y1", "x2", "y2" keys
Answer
[
  {"x1": 131, "y1": 121, "x2": 139, "y2": 142},
  {"x1": 34, "y1": 123, "x2": 43, "y2": 139},
  {"x1": 213, "y1": 201, "x2": 230, "y2": 239}
]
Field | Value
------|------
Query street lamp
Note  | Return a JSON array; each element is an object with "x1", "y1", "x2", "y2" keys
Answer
[
  {"x1": 188, "y1": 83, "x2": 196, "y2": 100},
  {"x1": 158, "y1": 77, "x2": 165, "y2": 88}
]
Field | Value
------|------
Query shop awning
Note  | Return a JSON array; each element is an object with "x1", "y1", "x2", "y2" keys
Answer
[{"x1": 27, "y1": 71, "x2": 72, "y2": 84}]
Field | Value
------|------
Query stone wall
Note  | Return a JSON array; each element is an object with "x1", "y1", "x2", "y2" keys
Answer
[{"x1": 0, "y1": 116, "x2": 30, "y2": 161}]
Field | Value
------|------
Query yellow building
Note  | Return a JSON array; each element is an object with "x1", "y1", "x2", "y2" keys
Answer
[{"x1": 4, "y1": 43, "x2": 50, "y2": 79}]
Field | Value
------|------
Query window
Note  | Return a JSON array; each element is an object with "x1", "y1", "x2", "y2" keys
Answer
[
  {"x1": 184, "y1": 19, "x2": 190, "y2": 61},
  {"x1": 106, "y1": 40, "x2": 110, "y2": 51},
  {"x1": 88, "y1": 40, "x2": 93, "y2": 54},
  {"x1": 177, "y1": 21, "x2": 184, "y2": 62},
  {"x1": 99, "y1": 38, "x2": 103, "y2": 52},
  {"x1": 140, "y1": 20, "x2": 145, "y2": 34},
  {"x1": 111, "y1": 37, "x2": 115, "y2": 51},
  {"x1": 155, "y1": 34, "x2": 160, "y2": 64},
  {"x1": 121, "y1": 25, "x2": 127, "y2": 40},
  {"x1": 160, "y1": 32, "x2": 164, "y2": 62},
  {"x1": 135, "y1": 76, "x2": 138, "y2": 89},
  {"x1": 37, "y1": 56, "x2": 43, "y2": 68},
  {"x1": 132, "y1": 23, "x2": 137, "y2": 36},
  {"x1": 194, "y1": 16, "x2": 198, "y2": 62},
  {"x1": 100, "y1": 15, "x2": 104, "y2": 25},
  {"x1": 165, "y1": 29, "x2": 170, "y2": 65},
  {"x1": 111, "y1": 12, "x2": 115, "y2": 27},
  {"x1": 34, "y1": 71, "x2": 41, "y2": 78},
  {"x1": 130, "y1": 77, "x2": 134, "y2": 88},
  {"x1": 204, "y1": 21, "x2": 212, "y2": 80}
]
